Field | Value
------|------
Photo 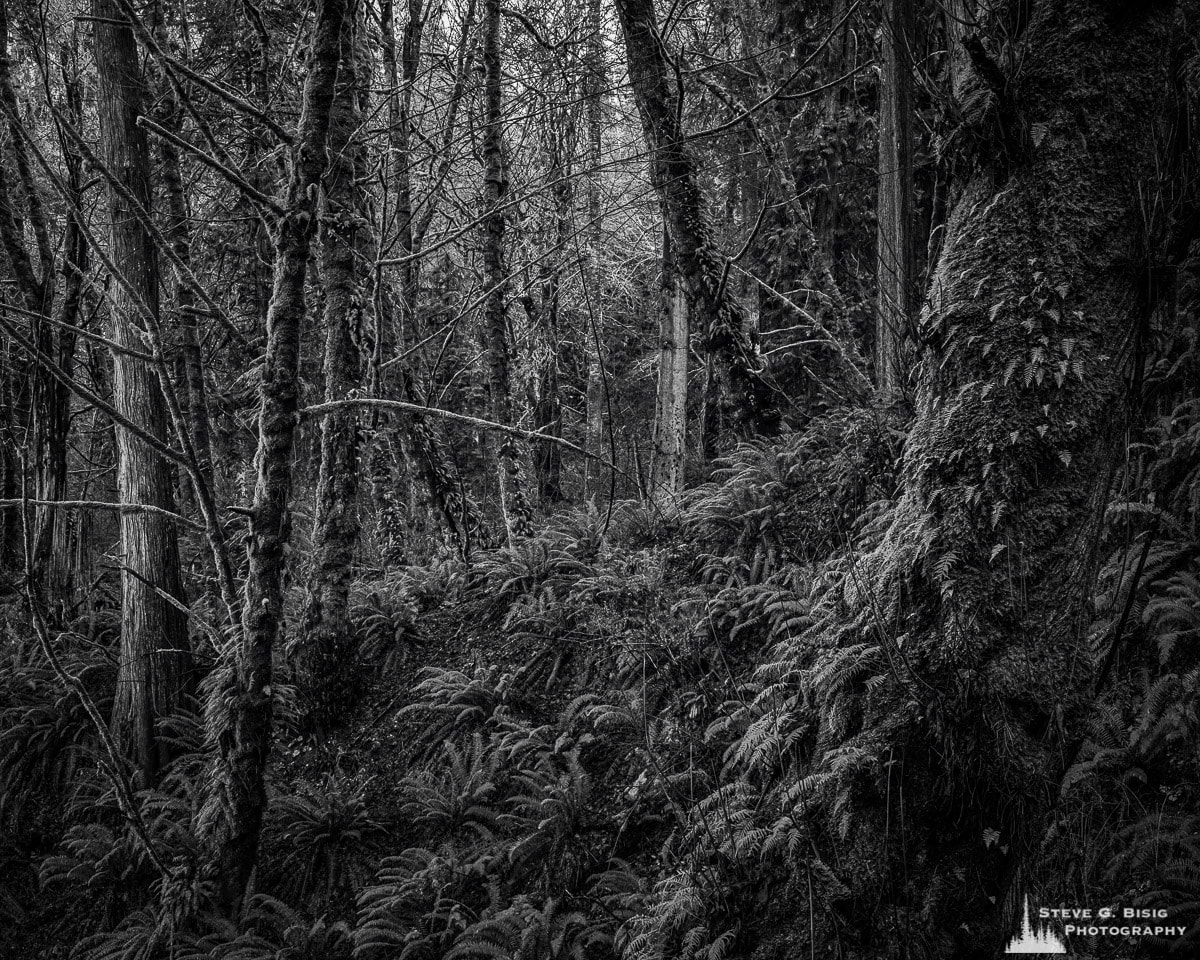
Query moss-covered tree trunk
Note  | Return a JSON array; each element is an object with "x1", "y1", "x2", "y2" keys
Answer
[
  {"x1": 813, "y1": 2, "x2": 1172, "y2": 955},
  {"x1": 201, "y1": 0, "x2": 345, "y2": 912},
  {"x1": 298, "y1": 9, "x2": 371, "y2": 730},
  {"x1": 614, "y1": 0, "x2": 781, "y2": 440},
  {"x1": 480, "y1": 0, "x2": 532, "y2": 543}
]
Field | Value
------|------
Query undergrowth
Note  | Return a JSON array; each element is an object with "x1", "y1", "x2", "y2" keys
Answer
[{"x1": 2, "y1": 399, "x2": 1198, "y2": 959}]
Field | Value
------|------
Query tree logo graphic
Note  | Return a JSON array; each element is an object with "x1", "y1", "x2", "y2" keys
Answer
[{"x1": 1006, "y1": 896, "x2": 1068, "y2": 954}]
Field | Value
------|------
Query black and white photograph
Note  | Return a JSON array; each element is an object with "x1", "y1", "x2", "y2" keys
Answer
[{"x1": 0, "y1": 0, "x2": 1196, "y2": 956}]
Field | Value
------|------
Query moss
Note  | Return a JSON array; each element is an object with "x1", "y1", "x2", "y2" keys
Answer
[{"x1": 787, "y1": 2, "x2": 1174, "y2": 954}]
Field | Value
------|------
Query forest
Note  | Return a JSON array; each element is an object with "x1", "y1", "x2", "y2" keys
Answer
[{"x1": 0, "y1": 0, "x2": 1198, "y2": 956}]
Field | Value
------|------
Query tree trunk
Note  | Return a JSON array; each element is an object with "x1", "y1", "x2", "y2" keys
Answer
[
  {"x1": 371, "y1": 0, "x2": 421, "y2": 557},
  {"x1": 581, "y1": 0, "x2": 606, "y2": 499},
  {"x1": 373, "y1": 0, "x2": 478, "y2": 559},
  {"x1": 299, "y1": 12, "x2": 371, "y2": 731},
  {"x1": 533, "y1": 255, "x2": 565, "y2": 505},
  {"x1": 875, "y1": 0, "x2": 915, "y2": 396},
  {"x1": 91, "y1": 0, "x2": 191, "y2": 785},
  {"x1": 153, "y1": 19, "x2": 215, "y2": 518},
  {"x1": 613, "y1": 0, "x2": 780, "y2": 440},
  {"x1": 531, "y1": 61, "x2": 570, "y2": 507},
  {"x1": 650, "y1": 225, "x2": 688, "y2": 503},
  {"x1": 37, "y1": 191, "x2": 85, "y2": 607},
  {"x1": 480, "y1": 0, "x2": 532, "y2": 543},
  {"x1": 812, "y1": 0, "x2": 853, "y2": 268},
  {"x1": 0, "y1": 323, "x2": 21, "y2": 571},
  {"x1": 0, "y1": 0, "x2": 78, "y2": 604},
  {"x1": 820, "y1": 4, "x2": 1172, "y2": 953},
  {"x1": 44, "y1": 40, "x2": 88, "y2": 602},
  {"x1": 201, "y1": 0, "x2": 346, "y2": 912},
  {"x1": 943, "y1": 0, "x2": 976, "y2": 105}
]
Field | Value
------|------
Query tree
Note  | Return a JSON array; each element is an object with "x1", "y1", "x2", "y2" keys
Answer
[
  {"x1": 581, "y1": 0, "x2": 607, "y2": 498},
  {"x1": 299, "y1": 8, "x2": 373, "y2": 730},
  {"x1": 874, "y1": 0, "x2": 915, "y2": 396},
  {"x1": 201, "y1": 0, "x2": 347, "y2": 910},
  {"x1": 650, "y1": 225, "x2": 687, "y2": 502},
  {"x1": 91, "y1": 0, "x2": 192, "y2": 783},
  {"x1": 613, "y1": 0, "x2": 781, "y2": 440},
  {"x1": 527, "y1": 41, "x2": 572, "y2": 507},
  {"x1": 0, "y1": 0, "x2": 86, "y2": 602},
  {"x1": 811, "y1": 2, "x2": 1175, "y2": 951},
  {"x1": 480, "y1": 0, "x2": 533, "y2": 542},
  {"x1": 374, "y1": 0, "x2": 481, "y2": 560},
  {"x1": 152, "y1": 3, "x2": 215, "y2": 517}
]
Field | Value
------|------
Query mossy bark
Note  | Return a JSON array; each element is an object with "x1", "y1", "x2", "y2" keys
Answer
[
  {"x1": 299, "y1": 10, "x2": 372, "y2": 731},
  {"x1": 811, "y1": 3, "x2": 1173, "y2": 955},
  {"x1": 614, "y1": 0, "x2": 781, "y2": 439},
  {"x1": 480, "y1": 0, "x2": 533, "y2": 543},
  {"x1": 201, "y1": 0, "x2": 346, "y2": 912}
]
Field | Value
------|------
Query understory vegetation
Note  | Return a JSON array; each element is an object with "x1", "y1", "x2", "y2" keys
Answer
[
  {"x1": 2, "y1": 0, "x2": 1198, "y2": 956},
  {"x1": 4, "y1": 367, "x2": 1200, "y2": 957}
]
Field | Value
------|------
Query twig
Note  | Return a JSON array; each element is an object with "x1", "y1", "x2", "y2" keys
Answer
[
  {"x1": 302, "y1": 396, "x2": 596, "y2": 458},
  {"x1": 48, "y1": 104, "x2": 254, "y2": 343},
  {"x1": 108, "y1": 0, "x2": 293, "y2": 145},
  {"x1": 0, "y1": 299, "x2": 156, "y2": 362},
  {"x1": 0, "y1": 312, "x2": 191, "y2": 469},
  {"x1": 138, "y1": 116, "x2": 285, "y2": 217}
]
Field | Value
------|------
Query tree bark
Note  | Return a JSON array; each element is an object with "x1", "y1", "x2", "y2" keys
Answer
[
  {"x1": 91, "y1": 0, "x2": 191, "y2": 784},
  {"x1": 153, "y1": 15, "x2": 215, "y2": 517},
  {"x1": 875, "y1": 0, "x2": 915, "y2": 396},
  {"x1": 373, "y1": 0, "x2": 478, "y2": 559},
  {"x1": 812, "y1": 0, "x2": 853, "y2": 268},
  {"x1": 532, "y1": 240, "x2": 565, "y2": 505},
  {"x1": 0, "y1": 315, "x2": 21, "y2": 572},
  {"x1": 820, "y1": 4, "x2": 1173, "y2": 953},
  {"x1": 201, "y1": 0, "x2": 346, "y2": 912},
  {"x1": 942, "y1": 0, "x2": 976, "y2": 105},
  {"x1": 299, "y1": 11, "x2": 371, "y2": 730},
  {"x1": 529, "y1": 54, "x2": 571, "y2": 507},
  {"x1": 37, "y1": 165, "x2": 85, "y2": 606},
  {"x1": 480, "y1": 0, "x2": 532, "y2": 543},
  {"x1": 613, "y1": 0, "x2": 781, "y2": 440},
  {"x1": 650, "y1": 225, "x2": 688, "y2": 503},
  {"x1": 0, "y1": 1, "x2": 81, "y2": 603},
  {"x1": 371, "y1": 0, "x2": 421, "y2": 558},
  {"x1": 581, "y1": 0, "x2": 606, "y2": 499}
]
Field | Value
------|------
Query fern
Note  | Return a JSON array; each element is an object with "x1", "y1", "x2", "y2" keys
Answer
[
  {"x1": 0, "y1": 652, "x2": 115, "y2": 827},
  {"x1": 398, "y1": 667, "x2": 516, "y2": 756},
  {"x1": 264, "y1": 774, "x2": 385, "y2": 911},
  {"x1": 399, "y1": 733, "x2": 503, "y2": 846},
  {"x1": 1146, "y1": 569, "x2": 1200, "y2": 664},
  {"x1": 352, "y1": 588, "x2": 420, "y2": 677},
  {"x1": 355, "y1": 846, "x2": 476, "y2": 959}
]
